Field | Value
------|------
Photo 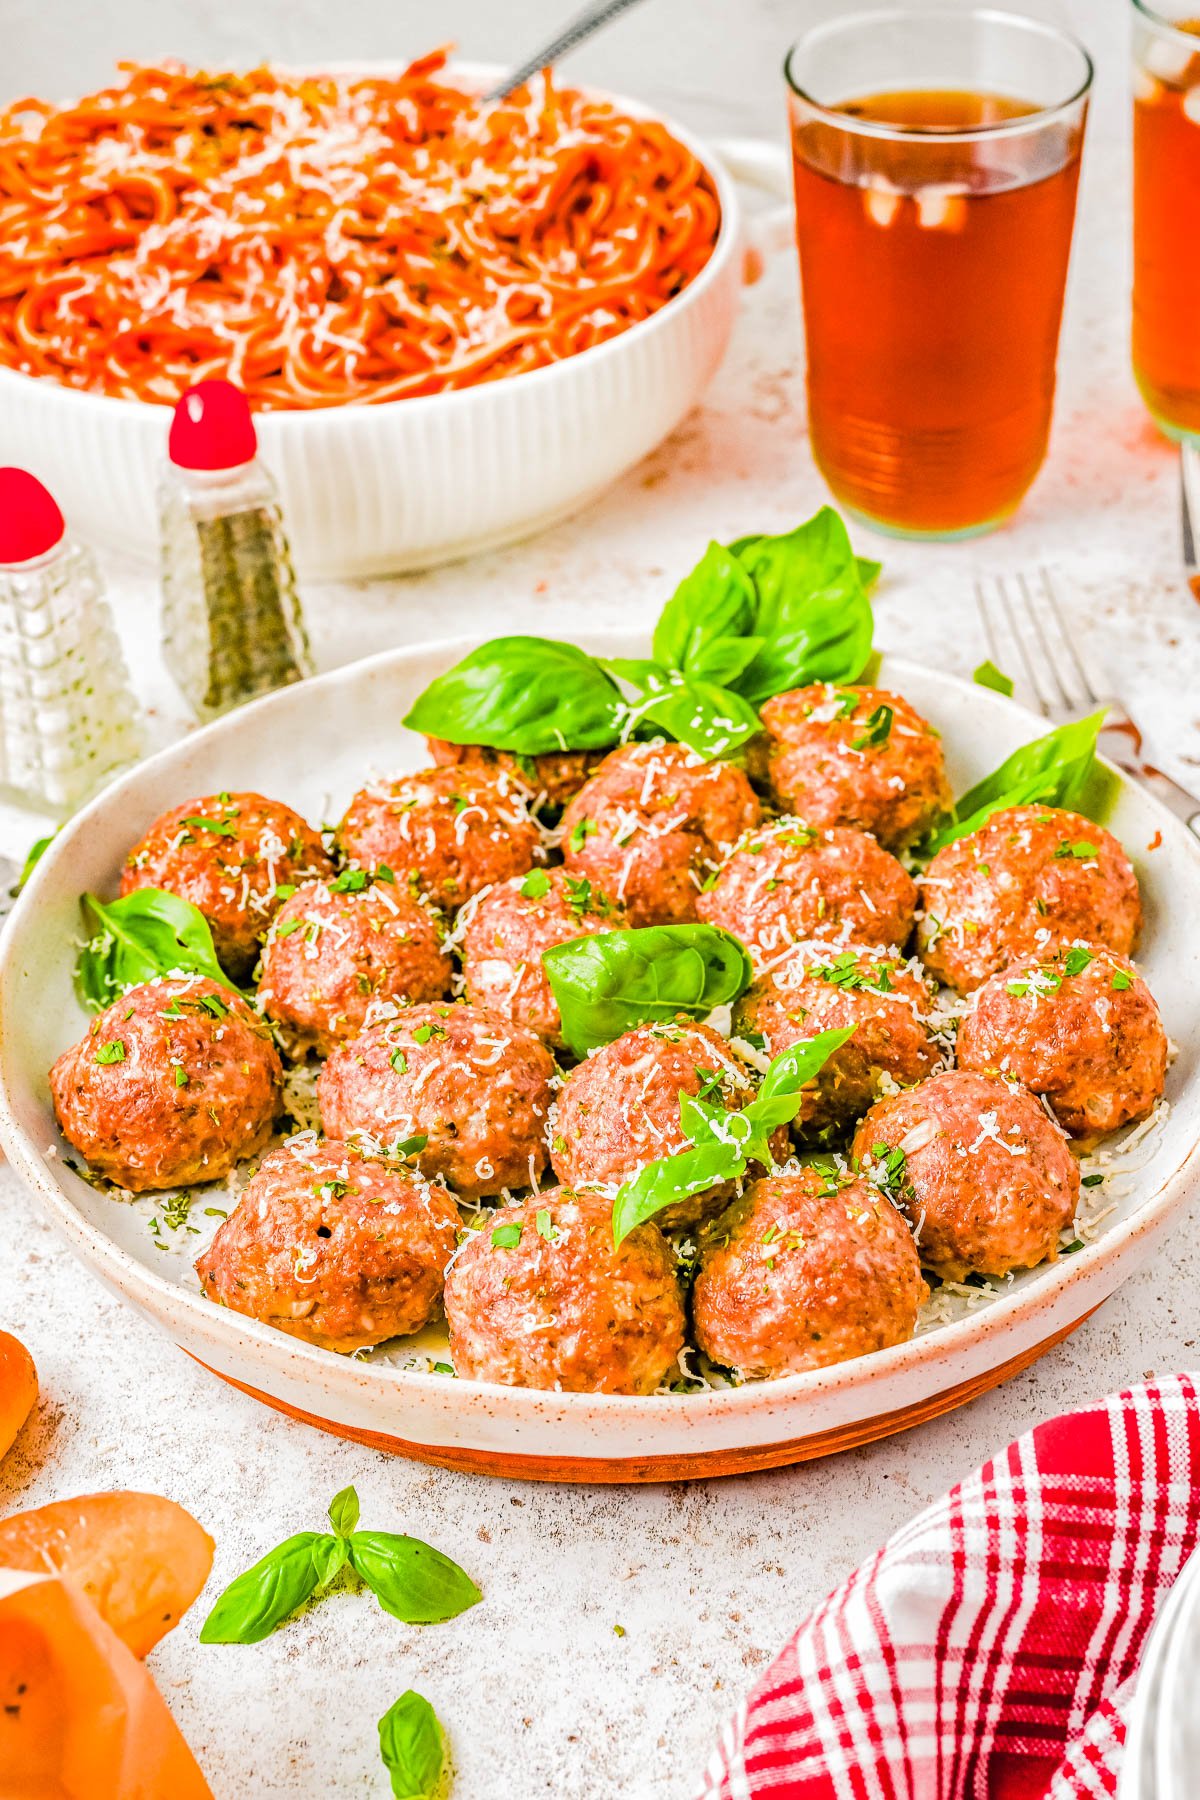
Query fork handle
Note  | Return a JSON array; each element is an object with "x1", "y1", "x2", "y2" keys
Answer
[{"x1": 1100, "y1": 727, "x2": 1200, "y2": 838}]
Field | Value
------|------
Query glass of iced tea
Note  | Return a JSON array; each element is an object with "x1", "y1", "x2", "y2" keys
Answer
[
  {"x1": 786, "y1": 8, "x2": 1092, "y2": 538},
  {"x1": 1133, "y1": 1, "x2": 1200, "y2": 439}
]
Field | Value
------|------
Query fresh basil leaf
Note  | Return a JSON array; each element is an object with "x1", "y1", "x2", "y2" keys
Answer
[
  {"x1": 402, "y1": 637, "x2": 624, "y2": 755},
  {"x1": 973, "y1": 659, "x2": 1014, "y2": 697},
  {"x1": 14, "y1": 832, "x2": 55, "y2": 894},
  {"x1": 725, "y1": 508, "x2": 875, "y2": 706},
  {"x1": 928, "y1": 711, "x2": 1107, "y2": 852},
  {"x1": 328, "y1": 1484, "x2": 360, "y2": 1539},
  {"x1": 856, "y1": 557, "x2": 883, "y2": 594},
  {"x1": 199, "y1": 1532, "x2": 335, "y2": 1644},
  {"x1": 602, "y1": 659, "x2": 763, "y2": 760},
  {"x1": 310, "y1": 1535, "x2": 350, "y2": 1589},
  {"x1": 349, "y1": 1530, "x2": 481, "y2": 1625},
  {"x1": 652, "y1": 542, "x2": 759, "y2": 676},
  {"x1": 379, "y1": 1690, "x2": 444, "y2": 1800},
  {"x1": 75, "y1": 887, "x2": 237, "y2": 1010},
  {"x1": 543, "y1": 925, "x2": 754, "y2": 1059},
  {"x1": 612, "y1": 1027, "x2": 855, "y2": 1244}
]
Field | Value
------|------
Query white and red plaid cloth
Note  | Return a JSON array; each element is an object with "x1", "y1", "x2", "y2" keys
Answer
[{"x1": 698, "y1": 1374, "x2": 1200, "y2": 1800}]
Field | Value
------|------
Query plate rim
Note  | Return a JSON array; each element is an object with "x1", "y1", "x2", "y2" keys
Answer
[{"x1": 3, "y1": 634, "x2": 1199, "y2": 1427}]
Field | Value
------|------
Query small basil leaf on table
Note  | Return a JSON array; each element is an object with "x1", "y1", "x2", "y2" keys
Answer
[
  {"x1": 199, "y1": 1531, "x2": 337, "y2": 1644},
  {"x1": 75, "y1": 886, "x2": 234, "y2": 1010},
  {"x1": 379, "y1": 1690, "x2": 444, "y2": 1800},
  {"x1": 348, "y1": 1530, "x2": 481, "y2": 1625},
  {"x1": 973, "y1": 659, "x2": 1015, "y2": 697},
  {"x1": 15, "y1": 831, "x2": 55, "y2": 893},
  {"x1": 651, "y1": 541, "x2": 760, "y2": 676},
  {"x1": 401, "y1": 636, "x2": 625, "y2": 755},
  {"x1": 542, "y1": 924, "x2": 754, "y2": 1059},
  {"x1": 600, "y1": 659, "x2": 762, "y2": 760},
  {"x1": 327, "y1": 1483, "x2": 360, "y2": 1539},
  {"x1": 926, "y1": 710, "x2": 1107, "y2": 854},
  {"x1": 725, "y1": 507, "x2": 875, "y2": 706}
]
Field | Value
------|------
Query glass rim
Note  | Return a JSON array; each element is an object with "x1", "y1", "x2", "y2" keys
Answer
[
  {"x1": 783, "y1": 6, "x2": 1095, "y2": 141},
  {"x1": 1131, "y1": 0, "x2": 1200, "y2": 52}
]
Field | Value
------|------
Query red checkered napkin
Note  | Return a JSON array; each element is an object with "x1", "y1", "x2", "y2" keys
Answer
[{"x1": 697, "y1": 1375, "x2": 1200, "y2": 1800}]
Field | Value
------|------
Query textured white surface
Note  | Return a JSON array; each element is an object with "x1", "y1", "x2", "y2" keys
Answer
[{"x1": 3, "y1": 2, "x2": 1200, "y2": 1796}]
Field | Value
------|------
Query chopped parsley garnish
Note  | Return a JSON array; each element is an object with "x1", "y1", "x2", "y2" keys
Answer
[
  {"x1": 491, "y1": 1223, "x2": 522, "y2": 1249},
  {"x1": 1111, "y1": 969, "x2": 1133, "y2": 991},
  {"x1": 1061, "y1": 946, "x2": 1095, "y2": 977},
  {"x1": 520, "y1": 870, "x2": 552, "y2": 900},
  {"x1": 563, "y1": 875, "x2": 602, "y2": 917},
  {"x1": 1061, "y1": 1239, "x2": 1085, "y2": 1254},
  {"x1": 1081, "y1": 1173, "x2": 1104, "y2": 1187},
  {"x1": 391, "y1": 1134, "x2": 427, "y2": 1159},
  {"x1": 95, "y1": 1040, "x2": 126, "y2": 1065},
  {"x1": 174, "y1": 1065, "x2": 189, "y2": 1087},
  {"x1": 1054, "y1": 840, "x2": 1098, "y2": 860},
  {"x1": 376, "y1": 865, "x2": 396, "y2": 883},
  {"x1": 330, "y1": 868, "x2": 370, "y2": 894},
  {"x1": 567, "y1": 817, "x2": 597, "y2": 854},
  {"x1": 852, "y1": 704, "x2": 893, "y2": 751},
  {"x1": 535, "y1": 1209, "x2": 556, "y2": 1241},
  {"x1": 811, "y1": 951, "x2": 894, "y2": 993},
  {"x1": 777, "y1": 826, "x2": 818, "y2": 852},
  {"x1": 274, "y1": 883, "x2": 297, "y2": 901},
  {"x1": 389, "y1": 1048, "x2": 408, "y2": 1073},
  {"x1": 867, "y1": 1142, "x2": 915, "y2": 1207},
  {"x1": 316, "y1": 1179, "x2": 348, "y2": 1201},
  {"x1": 183, "y1": 815, "x2": 236, "y2": 837},
  {"x1": 275, "y1": 918, "x2": 304, "y2": 938},
  {"x1": 412, "y1": 1023, "x2": 447, "y2": 1045}
]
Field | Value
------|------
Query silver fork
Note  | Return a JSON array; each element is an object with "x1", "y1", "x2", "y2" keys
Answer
[{"x1": 976, "y1": 567, "x2": 1200, "y2": 839}]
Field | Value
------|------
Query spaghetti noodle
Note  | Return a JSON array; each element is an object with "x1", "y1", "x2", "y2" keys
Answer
[{"x1": 0, "y1": 52, "x2": 721, "y2": 409}]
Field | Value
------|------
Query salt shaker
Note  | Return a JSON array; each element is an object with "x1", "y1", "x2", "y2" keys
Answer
[
  {"x1": 158, "y1": 380, "x2": 313, "y2": 721},
  {"x1": 0, "y1": 468, "x2": 142, "y2": 814}
]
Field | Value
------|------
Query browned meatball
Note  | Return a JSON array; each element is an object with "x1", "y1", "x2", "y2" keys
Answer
[
  {"x1": 337, "y1": 766, "x2": 542, "y2": 912},
  {"x1": 121, "y1": 792, "x2": 333, "y2": 979},
  {"x1": 697, "y1": 819, "x2": 917, "y2": 966},
  {"x1": 733, "y1": 944, "x2": 944, "y2": 1137},
  {"x1": 258, "y1": 874, "x2": 451, "y2": 1056},
  {"x1": 956, "y1": 942, "x2": 1167, "y2": 1138},
  {"x1": 918, "y1": 806, "x2": 1141, "y2": 995},
  {"x1": 444, "y1": 1186, "x2": 685, "y2": 1394},
  {"x1": 692, "y1": 1170, "x2": 927, "y2": 1381},
  {"x1": 551, "y1": 1019, "x2": 770, "y2": 1232},
  {"x1": 195, "y1": 1137, "x2": 460, "y2": 1353},
  {"x1": 559, "y1": 741, "x2": 761, "y2": 926},
  {"x1": 760, "y1": 684, "x2": 951, "y2": 849},
  {"x1": 318, "y1": 1002, "x2": 555, "y2": 1201},
  {"x1": 425, "y1": 739, "x2": 601, "y2": 810},
  {"x1": 49, "y1": 976, "x2": 282, "y2": 1192},
  {"x1": 852, "y1": 1069, "x2": 1080, "y2": 1281},
  {"x1": 461, "y1": 868, "x2": 624, "y2": 1048}
]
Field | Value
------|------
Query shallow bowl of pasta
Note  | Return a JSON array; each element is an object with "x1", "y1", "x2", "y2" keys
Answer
[{"x1": 0, "y1": 56, "x2": 742, "y2": 578}]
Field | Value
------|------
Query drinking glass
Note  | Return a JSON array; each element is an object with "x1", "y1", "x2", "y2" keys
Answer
[
  {"x1": 785, "y1": 8, "x2": 1093, "y2": 538},
  {"x1": 1132, "y1": 0, "x2": 1200, "y2": 440}
]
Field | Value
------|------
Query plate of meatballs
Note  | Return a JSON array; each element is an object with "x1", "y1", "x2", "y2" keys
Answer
[{"x1": 1, "y1": 627, "x2": 1196, "y2": 1484}]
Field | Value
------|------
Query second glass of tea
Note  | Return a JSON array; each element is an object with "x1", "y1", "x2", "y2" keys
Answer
[{"x1": 786, "y1": 8, "x2": 1093, "y2": 538}]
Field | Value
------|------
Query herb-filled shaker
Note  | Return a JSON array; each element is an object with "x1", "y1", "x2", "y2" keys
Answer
[
  {"x1": 0, "y1": 467, "x2": 142, "y2": 814},
  {"x1": 159, "y1": 379, "x2": 313, "y2": 721}
]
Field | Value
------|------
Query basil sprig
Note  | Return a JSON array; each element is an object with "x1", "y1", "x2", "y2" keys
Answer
[
  {"x1": 402, "y1": 507, "x2": 878, "y2": 763},
  {"x1": 199, "y1": 1485, "x2": 479, "y2": 1645},
  {"x1": 75, "y1": 887, "x2": 236, "y2": 1010},
  {"x1": 611, "y1": 1026, "x2": 856, "y2": 1244},
  {"x1": 379, "y1": 1691, "x2": 444, "y2": 1800},
  {"x1": 542, "y1": 924, "x2": 754, "y2": 1059},
  {"x1": 926, "y1": 710, "x2": 1108, "y2": 853}
]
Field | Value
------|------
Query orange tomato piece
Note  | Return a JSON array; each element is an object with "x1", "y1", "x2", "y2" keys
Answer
[
  {"x1": 0, "y1": 1492, "x2": 214, "y2": 1658},
  {"x1": 0, "y1": 1329, "x2": 37, "y2": 1458}
]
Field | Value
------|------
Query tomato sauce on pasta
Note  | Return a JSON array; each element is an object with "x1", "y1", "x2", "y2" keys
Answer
[{"x1": 0, "y1": 51, "x2": 721, "y2": 409}]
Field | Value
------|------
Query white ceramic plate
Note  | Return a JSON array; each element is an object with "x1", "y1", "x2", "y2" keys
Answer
[
  {"x1": 0, "y1": 66, "x2": 742, "y2": 580},
  {"x1": 2, "y1": 634, "x2": 1199, "y2": 1483}
]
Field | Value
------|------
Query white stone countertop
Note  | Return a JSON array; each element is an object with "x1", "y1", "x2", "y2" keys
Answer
[{"x1": 3, "y1": 2, "x2": 1200, "y2": 1795}]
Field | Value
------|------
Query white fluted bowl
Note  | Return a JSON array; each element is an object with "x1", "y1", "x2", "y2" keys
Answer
[{"x1": 0, "y1": 67, "x2": 742, "y2": 581}]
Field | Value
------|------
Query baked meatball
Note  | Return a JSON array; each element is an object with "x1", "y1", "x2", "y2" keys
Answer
[
  {"x1": 852, "y1": 1069, "x2": 1080, "y2": 1281},
  {"x1": 956, "y1": 942, "x2": 1167, "y2": 1137},
  {"x1": 559, "y1": 741, "x2": 760, "y2": 926},
  {"x1": 733, "y1": 943, "x2": 944, "y2": 1137},
  {"x1": 444, "y1": 1186, "x2": 685, "y2": 1394},
  {"x1": 918, "y1": 805, "x2": 1141, "y2": 994},
  {"x1": 551, "y1": 1019, "x2": 771, "y2": 1232},
  {"x1": 337, "y1": 766, "x2": 541, "y2": 912},
  {"x1": 121, "y1": 792, "x2": 333, "y2": 979},
  {"x1": 425, "y1": 739, "x2": 601, "y2": 811},
  {"x1": 49, "y1": 976, "x2": 282, "y2": 1192},
  {"x1": 461, "y1": 868, "x2": 624, "y2": 1048},
  {"x1": 258, "y1": 874, "x2": 451, "y2": 1056},
  {"x1": 195, "y1": 1137, "x2": 460, "y2": 1353},
  {"x1": 692, "y1": 1170, "x2": 927, "y2": 1381},
  {"x1": 760, "y1": 684, "x2": 951, "y2": 849},
  {"x1": 318, "y1": 1002, "x2": 555, "y2": 1201},
  {"x1": 697, "y1": 819, "x2": 917, "y2": 966}
]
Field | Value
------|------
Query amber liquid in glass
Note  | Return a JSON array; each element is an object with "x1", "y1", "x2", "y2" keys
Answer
[
  {"x1": 1133, "y1": 23, "x2": 1200, "y2": 438},
  {"x1": 791, "y1": 90, "x2": 1084, "y2": 536}
]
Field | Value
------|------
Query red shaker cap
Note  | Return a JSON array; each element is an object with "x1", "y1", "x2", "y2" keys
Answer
[
  {"x1": 0, "y1": 467, "x2": 66, "y2": 563},
  {"x1": 169, "y1": 379, "x2": 258, "y2": 471}
]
